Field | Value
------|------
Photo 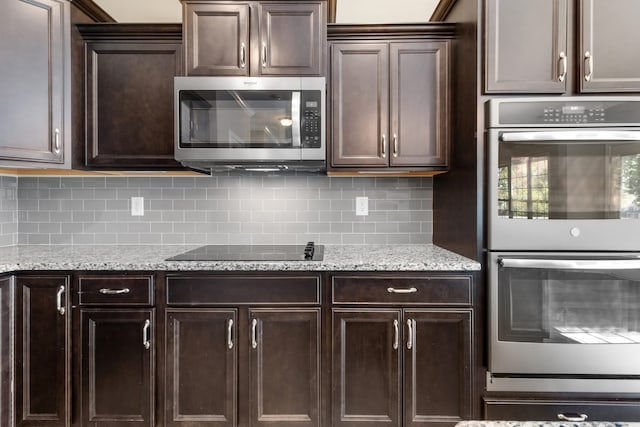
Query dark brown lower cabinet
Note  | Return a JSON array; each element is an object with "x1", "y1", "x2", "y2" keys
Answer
[
  {"x1": 166, "y1": 307, "x2": 321, "y2": 427},
  {"x1": 0, "y1": 276, "x2": 13, "y2": 427},
  {"x1": 332, "y1": 309, "x2": 471, "y2": 427},
  {"x1": 484, "y1": 398, "x2": 640, "y2": 421},
  {"x1": 15, "y1": 275, "x2": 70, "y2": 427},
  {"x1": 80, "y1": 309, "x2": 155, "y2": 426}
]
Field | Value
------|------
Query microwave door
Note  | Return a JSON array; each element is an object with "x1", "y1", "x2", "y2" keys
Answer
[{"x1": 291, "y1": 92, "x2": 301, "y2": 147}]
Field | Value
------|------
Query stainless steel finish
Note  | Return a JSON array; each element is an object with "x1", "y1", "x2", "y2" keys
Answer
[
  {"x1": 486, "y1": 372, "x2": 640, "y2": 393},
  {"x1": 393, "y1": 319, "x2": 399, "y2": 350},
  {"x1": 240, "y1": 43, "x2": 246, "y2": 68},
  {"x1": 501, "y1": 130, "x2": 640, "y2": 142},
  {"x1": 143, "y1": 319, "x2": 151, "y2": 350},
  {"x1": 406, "y1": 319, "x2": 414, "y2": 350},
  {"x1": 392, "y1": 134, "x2": 398, "y2": 157},
  {"x1": 387, "y1": 287, "x2": 418, "y2": 294},
  {"x1": 56, "y1": 285, "x2": 65, "y2": 316},
  {"x1": 584, "y1": 51, "x2": 593, "y2": 82},
  {"x1": 291, "y1": 91, "x2": 301, "y2": 147},
  {"x1": 54, "y1": 128, "x2": 61, "y2": 154},
  {"x1": 99, "y1": 288, "x2": 131, "y2": 295},
  {"x1": 499, "y1": 257, "x2": 640, "y2": 270},
  {"x1": 227, "y1": 318, "x2": 234, "y2": 350},
  {"x1": 558, "y1": 51, "x2": 567, "y2": 82},
  {"x1": 381, "y1": 134, "x2": 387, "y2": 158},
  {"x1": 261, "y1": 43, "x2": 267, "y2": 67},
  {"x1": 251, "y1": 318, "x2": 258, "y2": 349},
  {"x1": 558, "y1": 413, "x2": 588, "y2": 422}
]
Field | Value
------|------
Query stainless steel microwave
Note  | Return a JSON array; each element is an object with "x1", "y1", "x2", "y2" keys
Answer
[{"x1": 174, "y1": 76, "x2": 326, "y2": 173}]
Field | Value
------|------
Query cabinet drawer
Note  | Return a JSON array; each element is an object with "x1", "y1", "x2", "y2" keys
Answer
[
  {"x1": 167, "y1": 275, "x2": 321, "y2": 305},
  {"x1": 484, "y1": 398, "x2": 640, "y2": 421},
  {"x1": 332, "y1": 275, "x2": 472, "y2": 305},
  {"x1": 78, "y1": 275, "x2": 154, "y2": 306}
]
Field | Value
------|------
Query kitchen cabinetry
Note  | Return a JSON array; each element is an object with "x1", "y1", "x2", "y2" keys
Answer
[
  {"x1": 79, "y1": 24, "x2": 183, "y2": 169},
  {"x1": 15, "y1": 275, "x2": 70, "y2": 426},
  {"x1": 165, "y1": 274, "x2": 322, "y2": 427},
  {"x1": 75, "y1": 274, "x2": 155, "y2": 427},
  {"x1": 485, "y1": 0, "x2": 640, "y2": 93},
  {"x1": 0, "y1": 276, "x2": 12, "y2": 427},
  {"x1": 331, "y1": 275, "x2": 473, "y2": 427},
  {"x1": 0, "y1": 0, "x2": 70, "y2": 167},
  {"x1": 183, "y1": 1, "x2": 325, "y2": 76},
  {"x1": 328, "y1": 27, "x2": 451, "y2": 173},
  {"x1": 483, "y1": 398, "x2": 640, "y2": 421}
]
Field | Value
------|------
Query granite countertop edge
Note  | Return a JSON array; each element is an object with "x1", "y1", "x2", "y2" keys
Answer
[{"x1": 0, "y1": 244, "x2": 481, "y2": 274}]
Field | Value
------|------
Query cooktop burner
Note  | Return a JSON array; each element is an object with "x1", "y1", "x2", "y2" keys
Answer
[{"x1": 166, "y1": 242, "x2": 324, "y2": 261}]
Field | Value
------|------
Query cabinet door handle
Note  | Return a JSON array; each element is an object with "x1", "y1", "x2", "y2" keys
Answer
[
  {"x1": 387, "y1": 287, "x2": 418, "y2": 294},
  {"x1": 558, "y1": 413, "x2": 588, "y2": 422},
  {"x1": 251, "y1": 318, "x2": 258, "y2": 349},
  {"x1": 227, "y1": 318, "x2": 234, "y2": 350},
  {"x1": 99, "y1": 288, "x2": 130, "y2": 295},
  {"x1": 240, "y1": 43, "x2": 246, "y2": 69},
  {"x1": 406, "y1": 319, "x2": 414, "y2": 350},
  {"x1": 56, "y1": 285, "x2": 65, "y2": 316},
  {"x1": 54, "y1": 128, "x2": 61, "y2": 154},
  {"x1": 558, "y1": 51, "x2": 567, "y2": 82},
  {"x1": 392, "y1": 134, "x2": 398, "y2": 157},
  {"x1": 261, "y1": 43, "x2": 267, "y2": 67},
  {"x1": 143, "y1": 319, "x2": 151, "y2": 350},
  {"x1": 381, "y1": 134, "x2": 387, "y2": 158},
  {"x1": 392, "y1": 319, "x2": 399, "y2": 350},
  {"x1": 584, "y1": 51, "x2": 593, "y2": 82}
]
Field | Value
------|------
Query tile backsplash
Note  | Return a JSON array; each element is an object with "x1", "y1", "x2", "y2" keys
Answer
[{"x1": 2, "y1": 174, "x2": 433, "y2": 246}]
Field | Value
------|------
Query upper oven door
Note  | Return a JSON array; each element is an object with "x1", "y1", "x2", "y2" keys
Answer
[{"x1": 487, "y1": 127, "x2": 640, "y2": 250}]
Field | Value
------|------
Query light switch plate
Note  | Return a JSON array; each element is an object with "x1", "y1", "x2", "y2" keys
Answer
[
  {"x1": 355, "y1": 196, "x2": 368, "y2": 216},
  {"x1": 131, "y1": 197, "x2": 144, "y2": 216}
]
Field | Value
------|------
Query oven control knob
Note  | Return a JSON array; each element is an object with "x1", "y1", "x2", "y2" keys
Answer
[{"x1": 570, "y1": 227, "x2": 581, "y2": 237}]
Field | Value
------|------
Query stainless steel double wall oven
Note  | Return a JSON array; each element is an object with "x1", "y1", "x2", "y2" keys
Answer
[{"x1": 486, "y1": 97, "x2": 640, "y2": 393}]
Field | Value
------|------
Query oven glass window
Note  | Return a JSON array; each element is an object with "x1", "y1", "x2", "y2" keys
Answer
[
  {"x1": 498, "y1": 140, "x2": 640, "y2": 220},
  {"x1": 179, "y1": 90, "x2": 295, "y2": 148},
  {"x1": 498, "y1": 263, "x2": 640, "y2": 344}
]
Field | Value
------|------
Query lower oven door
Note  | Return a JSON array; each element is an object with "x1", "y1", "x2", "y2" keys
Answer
[{"x1": 489, "y1": 252, "x2": 640, "y2": 381}]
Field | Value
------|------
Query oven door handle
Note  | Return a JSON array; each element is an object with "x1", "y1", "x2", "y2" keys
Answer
[
  {"x1": 291, "y1": 91, "x2": 301, "y2": 147},
  {"x1": 500, "y1": 130, "x2": 640, "y2": 142},
  {"x1": 499, "y1": 258, "x2": 640, "y2": 270}
]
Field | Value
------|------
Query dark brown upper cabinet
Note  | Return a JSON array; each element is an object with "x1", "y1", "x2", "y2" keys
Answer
[
  {"x1": 183, "y1": 1, "x2": 326, "y2": 76},
  {"x1": 0, "y1": 0, "x2": 70, "y2": 167},
  {"x1": 328, "y1": 27, "x2": 451, "y2": 175},
  {"x1": 79, "y1": 24, "x2": 183, "y2": 169},
  {"x1": 485, "y1": 0, "x2": 640, "y2": 93}
]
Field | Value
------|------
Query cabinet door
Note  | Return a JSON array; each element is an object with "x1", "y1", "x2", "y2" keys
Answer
[
  {"x1": 579, "y1": 0, "x2": 640, "y2": 92},
  {"x1": 485, "y1": 0, "x2": 568, "y2": 93},
  {"x1": 258, "y1": 2, "x2": 324, "y2": 76},
  {"x1": 330, "y1": 43, "x2": 389, "y2": 167},
  {"x1": 332, "y1": 309, "x2": 401, "y2": 427},
  {"x1": 0, "y1": 276, "x2": 13, "y2": 427},
  {"x1": 184, "y1": 3, "x2": 250, "y2": 76},
  {"x1": 80, "y1": 309, "x2": 154, "y2": 427},
  {"x1": 15, "y1": 275, "x2": 69, "y2": 427},
  {"x1": 249, "y1": 308, "x2": 321, "y2": 427},
  {"x1": 85, "y1": 40, "x2": 183, "y2": 168},
  {"x1": 390, "y1": 42, "x2": 449, "y2": 167},
  {"x1": 0, "y1": 0, "x2": 69, "y2": 164},
  {"x1": 165, "y1": 309, "x2": 237, "y2": 427},
  {"x1": 404, "y1": 310, "x2": 472, "y2": 427}
]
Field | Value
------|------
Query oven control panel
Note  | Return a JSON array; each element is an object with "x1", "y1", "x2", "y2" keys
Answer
[{"x1": 542, "y1": 105, "x2": 606, "y2": 123}]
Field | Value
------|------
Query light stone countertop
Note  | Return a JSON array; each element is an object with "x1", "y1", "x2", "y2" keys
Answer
[{"x1": 0, "y1": 244, "x2": 481, "y2": 274}]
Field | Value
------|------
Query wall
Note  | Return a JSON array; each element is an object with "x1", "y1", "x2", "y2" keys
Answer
[
  {"x1": 10, "y1": 175, "x2": 433, "y2": 246},
  {"x1": 0, "y1": 175, "x2": 17, "y2": 247},
  {"x1": 336, "y1": 0, "x2": 439, "y2": 23}
]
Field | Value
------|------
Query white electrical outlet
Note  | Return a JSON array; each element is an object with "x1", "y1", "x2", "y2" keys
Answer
[
  {"x1": 355, "y1": 196, "x2": 368, "y2": 216},
  {"x1": 131, "y1": 197, "x2": 144, "y2": 216}
]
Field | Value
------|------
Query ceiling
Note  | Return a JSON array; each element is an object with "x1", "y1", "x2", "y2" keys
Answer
[{"x1": 92, "y1": 0, "x2": 439, "y2": 23}]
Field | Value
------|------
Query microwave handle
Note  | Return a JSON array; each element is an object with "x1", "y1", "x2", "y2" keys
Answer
[
  {"x1": 291, "y1": 91, "x2": 301, "y2": 147},
  {"x1": 499, "y1": 258, "x2": 640, "y2": 270},
  {"x1": 501, "y1": 130, "x2": 640, "y2": 142}
]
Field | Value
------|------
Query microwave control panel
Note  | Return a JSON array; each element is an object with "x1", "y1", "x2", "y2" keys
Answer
[{"x1": 301, "y1": 91, "x2": 322, "y2": 148}]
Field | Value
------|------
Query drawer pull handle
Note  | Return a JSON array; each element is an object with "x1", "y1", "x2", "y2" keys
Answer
[
  {"x1": 392, "y1": 319, "x2": 399, "y2": 350},
  {"x1": 407, "y1": 319, "x2": 415, "y2": 350},
  {"x1": 251, "y1": 318, "x2": 258, "y2": 349},
  {"x1": 56, "y1": 285, "x2": 65, "y2": 316},
  {"x1": 99, "y1": 288, "x2": 130, "y2": 295},
  {"x1": 558, "y1": 413, "x2": 588, "y2": 422},
  {"x1": 387, "y1": 287, "x2": 417, "y2": 294},
  {"x1": 143, "y1": 319, "x2": 151, "y2": 350},
  {"x1": 227, "y1": 319, "x2": 234, "y2": 350}
]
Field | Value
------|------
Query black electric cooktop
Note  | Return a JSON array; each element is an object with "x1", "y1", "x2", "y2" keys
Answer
[{"x1": 166, "y1": 242, "x2": 324, "y2": 261}]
